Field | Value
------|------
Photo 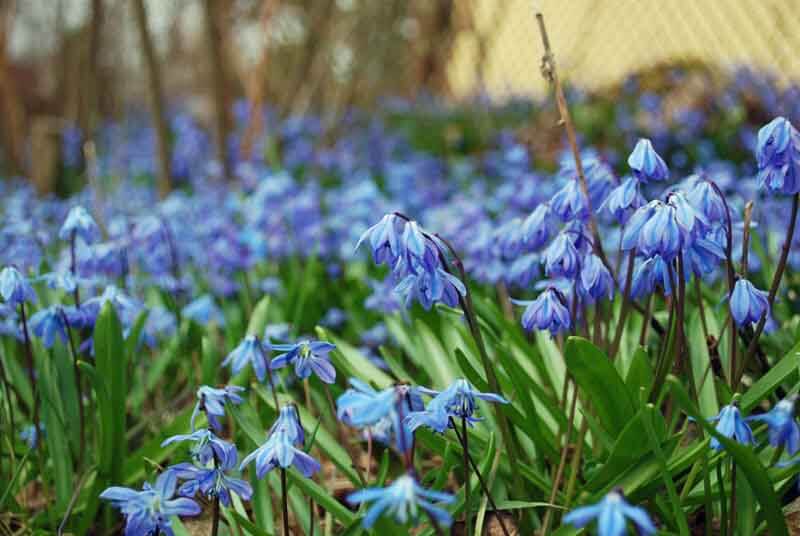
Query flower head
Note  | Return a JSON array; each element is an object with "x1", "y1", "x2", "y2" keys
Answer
[
  {"x1": 222, "y1": 335, "x2": 270, "y2": 381},
  {"x1": 405, "y1": 379, "x2": 508, "y2": 433},
  {"x1": 28, "y1": 305, "x2": 70, "y2": 348},
  {"x1": 580, "y1": 254, "x2": 614, "y2": 301},
  {"x1": 355, "y1": 213, "x2": 403, "y2": 266},
  {"x1": 628, "y1": 138, "x2": 668, "y2": 182},
  {"x1": 270, "y1": 340, "x2": 336, "y2": 383},
  {"x1": 746, "y1": 396, "x2": 799, "y2": 455},
  {"x1": 756, "y1": 116, "x2": 800, "y2": 195},
  {"x1": 521, "y1": 204, "x2": 552, "y2": 250},
  {"x1": 59, "y1": 206, "x2": 100, "y2": 243},
  {"x1": 551, "y1": 179, "x2": 589, "y2": 222},
  {"x1": 0, "y1": 266, "x2": 36, "y2": 307},
  {"x1": 708, "y1": 403, "x2": 754, "y2": 451},
  {"x1": 181, "y1": 295, "x2": 225, "y2": 326},
  {"x1": 543, "y1": 232, "x2": 581, "y2": 279},
  {"x1": 161, "y1": 429, "x2": 231, "y2": 465},
  {"x1": 394, "y1": 267, "x2": 466, "y2": 310},
  {"x1": 240, "y1": 407, "x2": 320, "y2": 479},
  {"x1": 347, "y1": 474, "x2": 455, "y2": 528},
  {"x1": 515, "y1": 288, "x2": 571, "y2": 335},
  {"x1": 171, "y1": 442, "x2": 252, "y2": 507},
  {"x1": 100, "y1": 471, "x2": 201, "y2": 536},
  {"x1": 730, "y1": 278, "x2": 769, "y2": 327},
  {"x1": 191, "y1": 385, "x2": 246, "y2": 431},
  {"x1": 597, "y1": 176, "x2": 644, "y2": 223},
  {"x1": 563, "y1": 489, "x2": 656, "y2": 536}
]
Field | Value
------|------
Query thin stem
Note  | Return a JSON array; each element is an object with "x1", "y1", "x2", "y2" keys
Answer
[
  {"x1": 211, "y1": 493, "x2": 221, "y2": 536},
  {"x1": 462, "y1": 417, "x2": 472, "y2": 536},
  {"x1": 60, "y1": 308, "x2": 85, "y2": 469},
  {"x1": 69, "y1": 232, "x2": 80, "y2": 307},
  {"x1": 281, "y1": 468, "x2": 290, "y2": 536},
  {"x1": 675, "y1": 253, "x2": 687, "y2": 375},
  {"x1": 426, "y1": 511, "x2": 446, "y2": 536},
  {"x1": 610, "y1": 250, "x2": 636, "y2": 360},
  {"x1": 740, "y1": 201, "x2": 754, "y2": 277},
  {"x1": 260, "y1": 342, "x2": 280, "y2": 410},
  {"x1": 540, "y1": 384, "x2": 578, "y2": 536},
  {"x1": 739, "y1": 193, "x2": 800, "y2": 387},
  {"x1": 563, "y1": 419, "x2": 589, "y2": 508},
  {"x1": 694, "y1": 277, "x2": 710, "y2": 341},
  {"x1": 728, "y1": 462, "x2": 737, "y2": 536},
  {"x1": 451, "y1": 418, "x2": 512, "y2": 536},
  {"x1": 18, "y1": 303, "x2": 40, "y2": 446},
  {"x1": 716, "y1": 462, "x2": 728, "y2": 536}
]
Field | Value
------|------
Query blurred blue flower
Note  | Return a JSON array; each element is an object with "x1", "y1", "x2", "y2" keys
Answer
[
  {"x1": 59, "y1": 206, "x2": 100, "y2": 244},
  {"x1": 222, "y1": 335, "x2": 270, "y2": 382},
  {"x1": 746, "y1": 396, "x2": 799, "y2": 455},
  {"x1": 686, "y1": 178, "x2": 728, "y2": 223},
  {"x1": 28, "y1": 305, "x2": 70, "y2": 348},
  {"x1": 405, "y1": 378, "x2": 508, "y2": 433},
  {"x1": 355, "y1": 213, "x2": 403, "y2": 266},
  {"x1": 20, "y1": 424, "x2": 41, "y2": 449},
  {"x1": 347, "y1": 474, "x2": 454, "y2": 528},
  {"x1": 756, "y1": 116, "x2": 800, "y2": 195},
  {"x1": 628, "y1": 138, "x2": 668, "y2": 182},
  {"x1": 563, "y1": 489, "x2": 656, "y2": 536},
  {"x1": 0, "y1": 266, "x2": 36, "y2": 306},
  {"x1": 543, "y1": 232, "x2": 581, "y2": 279},
  {"x1": 708, "y1": 403, "x2": 754, "y2": 451},
  {"x1": 520, "y1": 204, "x2": 552, "y2": 250},
  {"x1": 394, "y1": 266, "x2": 466, "y2": 310},
  {"x1": 38, "y1": 271, "x2": 79, "y2": 293},
  {"x1": 730, "y1": 278, "x2": 769, "y2": 327},
  {"x1": 191, "y1": 385, "x2": 246, "y2": 432},
  {"x1": 100, "y1": 470, "x2": 201, "y2": 536},
  {"x1": 270, "y1": 340, "x2": 337, "y2": 383},
  {"x1": 182, "y1": 294, "x2": 225, "y2": 326}
]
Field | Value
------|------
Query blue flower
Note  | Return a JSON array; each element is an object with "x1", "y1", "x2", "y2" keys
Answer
[
  {"x1": 0, "y1": 266, "x2": 36, "y2": 306},
  {"x1": 543, "y1": 232, "x2": 581, "y2": 279},
  {"x1": 521, "y1": 204, "x2": 552, "y2": 249},
  {"x1": 222, "y1": 335, "x2": 270, "y2": 381},
  {"x1": 622, "y1": 194, "x2": 705, "y2": 261},
  {"x1": 59, "y1": 206, "x2": 100, "y2": 243},
  {"x1": 162, "y1": 429, "x2": 231, "y2": 465},
  {"x1": 270, "y1": 340, "x2": 337, "y2": 383},
  {"x1": 630, "y1": 255, "x2": 674, "y2": 298},
  {"x1": 405, "y1": 378, "x2": 508, "y2": 433},
  {"x1": 240, "y1": 408, "x2": 321, "y2": 479},
  {"x1": 337, "y1": 380, "x2": 423, "y2": 452},
  {"x1": 551, "y1": 179, "x2": 589, "y2": 222},
  {"x1": 686, "y1": 178, "x2": 728, "y2": 223},
  {"x1": 170, "y1": 442, "x2": 253, "y2": 507},
  {"x1": 28, "y1": 306, "x2": 69, "y2": 348},
  {"x1": 38, "y1": 271, "x2": 79, "y2": 293},
  {"x1": 100, "y1": 471, "x2": 201, "y2": 536},
  {"x1": 708, "y1": 403, "x2": 754, "y2": 451},
  {"x1": 597, "y1": 176, "x2": 644, "y2": 223},
  {"x1": 580, "y1": 254, "x2": 614, "y2": 301},
  {"x1": 394, "y1": 266, "x2": 466, "y2": 310},
  {"x1": 515, "y1": 288, "x2": 571, "y2": 335},
  {"x1": 563, "y1": 489, "x2": 656, "y2": 536},
  {"x1": 756, "y1": 116, "x2": 800, "y2": 195},
  {"x1": 20, "y1": 424, "x2": 41, "y2": 449},
  {"x1": 746, "y1": 396, "x2": 800, "y2": 455},
  {"x1": 628, "y1": 138, "x2": 668, "y2": 182},
  {"x1": 269, "y1": 404, "x2": 306, "y2": 444},
  {"x1": 347, "y1": 474, "x2": 455, "y2": 528},
  {"x1": 181, "y1": 294, "x2": 225, "y2": 326},
  {"x1": 730, "y1": 278, "x2": 769, "y2": 327},
  {"x1": 355, "y1": 213, "x2": 403, "y2": 266},
  {"x1": 191, "y1": 385, "x2": 246, "y2": 431}
]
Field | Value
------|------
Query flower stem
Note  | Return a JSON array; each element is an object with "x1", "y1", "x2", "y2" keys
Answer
[
  {"x1": 610, "y1": 249, "x2": 636, "y2": 360},
  {"x1": 60, "y1": 308, "x2": 85, "y2": 469},
  {"x1": 69, "y1": 232, "x2": 81, "y2": 307},
  {"x1": 739, "y1": 193, "x2": 800, "y2": 387},
  {"x1": 18, "y1": 303, "x2": 40, "y2": 447},
  {"x1": 461, "y1": 417, "x2": 472, "y2": 536},
  {"x1": 716, "y1": 462, "x2": 728, "y2": 536},
  {"x1": 281, "y1": 468, "x2": 290, "y2": 536},
  {"x1": 451, "y1": 418, "x2": 512, "y2": 536},
  {"x1": 211, "y1": 495, "x2": 220, "y2": 536}
]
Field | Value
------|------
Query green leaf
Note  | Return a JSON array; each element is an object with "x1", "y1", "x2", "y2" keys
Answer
[
  {"x1": 287, "y1": 470, "x2": 356, "y2": 525},
  {"x1": 624, "y1": 346, "x2": 653, "y2": 401},
  {"x1": 687, "y1": 311, "x2": 719, "y2": 417},
  {"x1": 564, "y1": 337, "x2": 637, "y2": 436},
  {"x1": 246, "y1": 296, "x2": 271, "y2": 336},
  {"x1": 316, "y1": 327, "x2": 393, "y2": 389},
  {"x1": 668, "y1": 377, "x2": 788, "y2": 536},
  {"x1": 740, "y1": 340, "x2": 800, "y2": 413}
]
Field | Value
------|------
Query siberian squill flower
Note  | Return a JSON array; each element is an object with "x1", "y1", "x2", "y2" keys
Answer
[
  {"x1": 28, "y1": 305, "x2": 70, "y2": 348},
  {"x1": 162, "y1": 429, "x2": 231, "y2": 465},
  {"x1": 730, "y1": 278, "x2": 769, "y2": 327},
  {"x1": 222, "y1": 335, "x2": 270, "y2": 381},
  {"x1": 181, "y1": 294, "x2": 225, "y2": 326},
  {"x1": 631, "y1": 255, "x2": 674, "y2": 298},
  {"x1": 38, "y1": 271, "x2": 79, "y2": 293},
  {"x1": 270, "y1": 340, "x2": 336, "y2": 383},
  {"x1": 405, "y1": 379, "x2": 508, "y2": 433},
  {"x1": 170, "y1": 441, "x2": 253, "y2": 507},
  {"x1": 628, "y1": 138, "x2": 668, "y2": 182},
  {"x1": 20, "y1": 424, "x2": 41, "y2": 449},
  {"x1": 686, "y1": 178, "x2": 728, "y2": 223},
  {"x1": 59, "y1": 205, "x2": 100, "y2": 243},
  {"x1": 580, "y1": 254, "x2": 614, "y2": 301},
  {"x1": 746, "y1": 396, "x2": 799, "y2": 455},
  {"x1": 597, "y1": 176, "x2": 644, "y2": 223},
  {"x1": 338, "y1": 380, "x2": 422, "y2": 452},
  {"x1": 543, "y1": 232, "x2": 581, "y2": 279},
  {"x1": 563, "y1": 489, "x2": 656, "y2": 536},
  {"x1": 240, "y1": 405, "x2": 320, "y2": 478},
  {"x1": 521, "y1": 203, "x2": 552, "y2": 249},
  {"x1": 515, "y1": 288, "x2": 571, "y2": 335},
  {"x1": 347, "y1": 474, "x2": 455, "y2": 528},
  {"x1": 0, "y1": 266, "x2": 36, "y2": 306},
  {"x1": 191, "y1": 385, "x2": 246, "y2": 431},
  {"x1": 355, "y1": 213, "x2": 403, "y2": 266},
  {"x1": 100, "y1": 471, "x2": 201, "y2": 536},
  {"x1": 756, "y1": 116, "x2": 800, "y2": 195},
  {"x1": 708, "y1": 403, "x2": 754, "y2": 451},
  {"x1": 393, "y1": 266, "x2": 466, "y2": 310},
  {"x1": 550, "y1": 179, "x2": 589, "y2": 222},
  {"x1": 622, "y1": 194, "x2": 706, "y2": 261}
]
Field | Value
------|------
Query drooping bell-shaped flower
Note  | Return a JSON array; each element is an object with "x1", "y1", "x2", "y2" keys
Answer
[
  {"x1": 222, "y1": 335, "x2": 270, "y2": 382},
  {"x1": 628, "y1": 138, "x2": 668, "y2": 183},
  {"x1": 746, "y1": 396, "x2": 800, "y2": 455},
  {"x1": 730, "y1": 278, "x2": 769, "y2": 327},
  {"x1": 543, "y1": 232, "x2": 581, "y2": 279},
  {"x1": 0, "y1": 266, "x2": 36, "y2": 307},
  {"x1": 563, "y1": 489, "x2": 656, "y2": 536},
  {"x1": 515, "y1": 288, "x2": 571, "y2": 335},
  {"x1": 755, "y1": 116, "x2": 800, "y2": 195},
  {"x1": 59, "y1": 205, "x2": 100, "y2": 244},
  {"x1": 597, "y1": 176, "x2": 644, "y2": 223},
  {"x1": 405, "y1": 378, "x2": 508, "y2": 433},
  {"x1": 708, "y1": 403, "x2": 754, "y2": 451},
  {"x1": 580, "y1": 254, "x2": 614, "y2": 301}
]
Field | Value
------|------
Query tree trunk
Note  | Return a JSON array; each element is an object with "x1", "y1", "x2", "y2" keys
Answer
[
  {"x1": 132, "y1": 0, "x2": 173, "y2": 198},
  {"x1": 203, "y1": 0, "x2": 233, "y2": 181}
]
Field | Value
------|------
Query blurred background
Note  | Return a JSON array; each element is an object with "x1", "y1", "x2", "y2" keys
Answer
[{"x1": 1, "y1": 0, "x2": 799, "y2": 194}]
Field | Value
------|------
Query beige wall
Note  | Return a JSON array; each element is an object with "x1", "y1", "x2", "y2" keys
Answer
[{"x1": 449, "y1": 0, "x2": 800, "y2": 97}]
